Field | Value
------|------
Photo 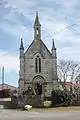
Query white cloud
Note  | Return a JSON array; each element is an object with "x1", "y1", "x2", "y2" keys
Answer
[
  {"x1": 7, "y1": 0, "x2": 37, "y2": 12},
  {"x1": 41, "y1": 14, "x2": 68, "y2": 37},
  {"x1": 0, "y1": 50, "x2": 19, "y2": 72},
  {"x1": 0, "y1": 21, "x2": 28, "y2": 38},
  {"x1": 55, "y1": 0, "x2": 75, "y2": 7},
  {"x1": 0, "y1": 0, "x2": 80, "y2": 61},
  {"x1": 57, "y1": 47, "x2": 80, "y2": 61},
  {"x1": 0, "y1": 0, "x2": 80, "y2": 87}
]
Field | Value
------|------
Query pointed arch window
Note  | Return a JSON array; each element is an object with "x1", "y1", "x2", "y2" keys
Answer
[
  {"x1": 35, "y1": 58, "x2": 38, "y2": 73},
  {"x1": 36, "y1": 28, "x2": 39, "y2": 35},
  {"x1": 35, "y1": 56, "x2": 41, "y2": 73},
  {"x1": 39, "y1": 58, "x2": 41, "y2": 72}
]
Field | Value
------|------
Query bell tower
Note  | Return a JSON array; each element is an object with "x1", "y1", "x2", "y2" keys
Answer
[{"x1": 34, "y1": 12, "x2": 41, "y2": 40}]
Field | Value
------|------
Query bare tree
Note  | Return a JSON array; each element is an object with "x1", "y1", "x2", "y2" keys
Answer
[
  {"x1": 58, "y1": 59, "x2": 80, "y2": 91},
  {"x1": 58, "y1": 60, "x2": 70, "y2": 83},
  {"x1": 69, "y1": 61, "x2": 80, "y2": 83},
  {"x1": 75, "y1": 74, "x2": 80, "y2": 84}
]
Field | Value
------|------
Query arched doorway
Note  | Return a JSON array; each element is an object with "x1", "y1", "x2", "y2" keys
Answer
[{"x1": 32, "y1": 76, "x2": 45, "y2": 95}]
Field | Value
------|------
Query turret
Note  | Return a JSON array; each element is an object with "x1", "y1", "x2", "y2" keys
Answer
[
  {"x1": 19, "y1": 38, "x2": 24, "y2": 95},
  {"x1": 19, "y1": 38, "x2": 24, "y2": 79},
  {"x1": 34, "y1": 12, "x2": 41, "y2": 40},
  {"x1": 51, "y1": 39, "x2": 57, "y2": 82}
]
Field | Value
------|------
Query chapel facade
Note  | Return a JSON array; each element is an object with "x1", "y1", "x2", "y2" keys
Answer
[{"x1": 18, "y1": 12, "x2": 58, "y2": 97}]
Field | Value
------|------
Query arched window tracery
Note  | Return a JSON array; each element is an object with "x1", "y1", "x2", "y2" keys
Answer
[{"x1": 35, "y1": 56, "x2": 41, "y2": 73}]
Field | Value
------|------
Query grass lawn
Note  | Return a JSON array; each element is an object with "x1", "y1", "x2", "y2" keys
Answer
[
  {"x1": 28, "y1": 106, "x2": 80, "y2": 112},
  {"x1": 26, "y1": 101, "x2": 80, "y2": 112},
  {"x1": 20, "y1": 100, "x2": 80, "y2": 112}
]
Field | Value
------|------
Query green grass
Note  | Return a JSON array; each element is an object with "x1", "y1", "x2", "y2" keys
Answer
[
  {"x1": 28, "y1": 106, "x2": 80, "y2": 112},
  {"x1": 19, "y1": 100, "x2": 80, "y2": 112},
  {"x1": 24, "y1": 100, "x2": 80, "y2": 112}
]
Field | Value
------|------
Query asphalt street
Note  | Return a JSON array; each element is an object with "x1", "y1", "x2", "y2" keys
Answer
[{"x1": 0, "y1": 109, "x2": 80, "y2": 120}]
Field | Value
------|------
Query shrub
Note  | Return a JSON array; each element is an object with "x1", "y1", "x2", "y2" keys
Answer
[
  {"x1": 51, "y1": 89, "x2": 75, "y2": 107},
  {"x1": 44, "y1": 100, "x2": 51, "y2": 107}
]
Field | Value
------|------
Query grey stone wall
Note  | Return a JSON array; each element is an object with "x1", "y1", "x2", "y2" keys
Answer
[{"x1": 19, "y1": 39, "x2": 57, "y2": 97}]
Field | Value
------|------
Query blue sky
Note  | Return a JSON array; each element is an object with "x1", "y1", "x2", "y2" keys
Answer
[{"x1": 0, "y1": 0, "x2": 80, "y2": 87}]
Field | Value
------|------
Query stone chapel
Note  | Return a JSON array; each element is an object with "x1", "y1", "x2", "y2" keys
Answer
[{"x1": 18, "y1": 12, "x2": 58, "y2": 98}]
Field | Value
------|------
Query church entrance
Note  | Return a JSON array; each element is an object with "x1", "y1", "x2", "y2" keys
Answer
[
  {"x1": 32, "y1": 76, "x2": 45, "y2": 96},
  {"x1": 35, "y1": 83, "x2": 42, "y2": 95}
]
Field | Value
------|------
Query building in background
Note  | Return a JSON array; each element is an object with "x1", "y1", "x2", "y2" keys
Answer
[{"x1": 0, "y1": 83, "x2": 18, "y2": 95}]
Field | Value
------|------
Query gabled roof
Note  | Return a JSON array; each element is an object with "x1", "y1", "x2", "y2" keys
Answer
[
  {"x1": 24, "y1": 40, "x2": 34, "y2": 54},
  {"x1": 0, "y1": 83, "x2": 18, "y2": 90},
  {"x1": 41, "y1": 39, "x2": 52, "y2": 56},
  {"x1": 24, "y1": 39, "x2": 52, "y2": 58}
]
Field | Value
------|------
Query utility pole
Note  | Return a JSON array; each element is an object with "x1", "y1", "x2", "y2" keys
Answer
[{"x1": 2, "y1": 67, "x2": 4, "y2": 90}]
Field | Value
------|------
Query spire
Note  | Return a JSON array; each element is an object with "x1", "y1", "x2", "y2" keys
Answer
[
  {"x1": 34, "y1": 11, "x2": 41, "y2": 27},
  {"x1": 34, "y1": 12, "x2": 41, "y2": 40},
  {"x1": 52, "y1": 39, "x2": 56, "y2": 50},
  {"x1": 52, "y1": 39, "x2": 56, "y2": 58},
  {"x1": 20, "y1": 38, "x2": 24, "y2": 50}
]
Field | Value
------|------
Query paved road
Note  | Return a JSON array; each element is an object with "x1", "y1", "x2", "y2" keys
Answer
[{"x1": 0, "y1": 109, "x2": 80, "y2": 120}]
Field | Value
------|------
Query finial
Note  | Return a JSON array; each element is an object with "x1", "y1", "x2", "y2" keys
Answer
[
  {"x1": 20, "y1": 38, "x2": 24, "y2": 50},
  {"x1": 36, "y1": 11, "x2": 38, "y2": 15},
  {"x1": 21, "y1": 38, "x2": 23, "y2": 41},
  {"x1": 52, "y1": 38, "x2": 55, "y2": 50}
]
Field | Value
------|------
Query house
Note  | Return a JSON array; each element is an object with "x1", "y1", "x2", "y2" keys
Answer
[{"x1": 0, "y1": 83, "x2": 18, "y2": 95}]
